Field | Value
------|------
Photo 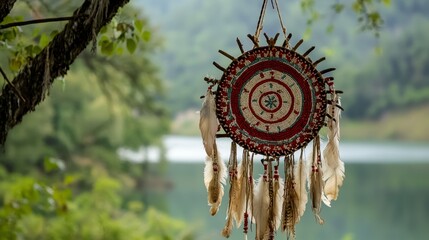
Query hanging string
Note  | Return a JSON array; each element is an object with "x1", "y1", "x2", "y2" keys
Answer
[
  {"x1": 267, "y1": 157, "x2": 275, "y2": 240},
  {"x1": 243, "y1": 150, "x2": 249, "y2": 236},
  {"x1": 254, "y1": 0, "x2": 287, "y2": 43},
  {"x1": 254, "y1": 0, "x2": 269, "y2": 43},
  {"x1": 273, "y1": 0, "x2": 287, "y2": 38}
]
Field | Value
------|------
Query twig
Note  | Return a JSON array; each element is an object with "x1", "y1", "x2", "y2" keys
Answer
[
  {"x1": 236, "y1": 38, "x2": 244, "y2": 54},
  {"x1": 0, "y1": 15, "x2": 84, "y2": 30},
  {"x1": 204, "y1": 77, "x2": 220, "y2": 85},
  {"x1": 216, "y1": 134, "x2": 229, "y2": 138},
  {"x1": 0, "y1": 66, "x2": 26, "y2": 103}
]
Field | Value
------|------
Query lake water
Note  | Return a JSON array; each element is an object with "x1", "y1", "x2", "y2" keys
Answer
[
  {"x1": 119, "y1": 135, "x2": 429, "y2": 163},
  {"x1": 128, "y1": 135, "x2": 429, "y2": 239}
]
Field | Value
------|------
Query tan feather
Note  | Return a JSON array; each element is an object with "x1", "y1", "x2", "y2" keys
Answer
[
  {"x1": 204, "y1": 143, "x2": 226, "y2": 216},
  {"x1": 253, "y1": 174, "x2": 270, "y2": 240},
  {"x1": 244, "y1": 153, "x2": 254, "y2": 239},
  {"x1": 199, "y1": 90, "x2": 218, "y2": 156},
  {"x1": 323, "y1": 94, "x2": 345, "y2": 202},
  {"x1": 234, "y1": 149, "x2": 248, "y2": 227},
  {"x1": 266, "y1": 159, "x2": 275, "y2": 240},
  {"x1": 222, "y1": 154, "x2": 247, "y2": 237},
  {"x1": 281, "y1": 156, "x2": 299, "y2": 239},
  {"x1": 222, "y1": 180, "x2": 236, "y2": 238},
  {"x1": 281, "y1": 171, "x2": 288, "y2": 232},
  {"x1": 222, "y1": 142, "x2": 239, "y2": 237},
  {"x1": 294, "y1": 149, "x2": 308, "y2": 222},
  {"x1": 222, "y1": 215, "x2": 233, "y2": 238},
  {"x1": 272, "y1": 162, "x2": 284, "y2": 231},
  {"x1": 310, "y1": 136, "x2": 325, "y2": 225}
]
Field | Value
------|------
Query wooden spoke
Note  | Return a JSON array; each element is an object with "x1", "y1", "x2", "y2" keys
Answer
[
  {"x1": 247, "y1": 34, "x2": 259, "y2": 48},
  {"x1": 282, "y1": 33, "x2": 292, "y2": 48},
  {"x1": 313, "y1": 57, "x2": 326, "y2": 67},
  {"x1": 303, "y1": 46, "x2": 315, "y2": 57},
  {"x1": 320, "y1": 68, "x2": 336, "y2": 75},
  {"x1": 213, "y1": 61, "x2": 226, "y2": 72},
  {"x1": 236, "y1": 37, "x2": 245, "y2": 54},
  {"x1": 219, "y1": 49, "x2": 235, "y2": 61},
  {"x1": 292, "y1": 39, "x2": 303, "y2": 52}
]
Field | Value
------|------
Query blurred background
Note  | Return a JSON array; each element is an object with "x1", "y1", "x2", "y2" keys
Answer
[{"x1": 1, "y1": 0, "x2": 429, "y2": 239}]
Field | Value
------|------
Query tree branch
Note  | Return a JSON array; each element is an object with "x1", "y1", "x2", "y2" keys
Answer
[
  {"x1": 0, "y1": 16, "x2": 83, "y2": 30},
  {"x1": 0, "y1": 66, "x2": 26, "y2": 103},
  {"x1": 0, "y1": 0, "x2": 17, "y2": 23},
  {"x1": 0, "y1": 0, "x2": 131, "y2": 145}
]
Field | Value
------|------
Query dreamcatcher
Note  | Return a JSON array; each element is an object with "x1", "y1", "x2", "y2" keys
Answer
[{"x1": 199, "y1": 0, "x2": 344, "y2": 239}]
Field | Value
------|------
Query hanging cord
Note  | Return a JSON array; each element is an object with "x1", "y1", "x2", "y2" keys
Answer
[
  {"x1": 267, "y1": 157, "x2": 275, "y2": 240},
  {"x1": 254, "y1": 0, "x2": 269, "y2": 44},
  {"x1": 273, "y1": 0, "x2": 287, "y2": 38},
  {"x1": 254, "y1": 0, "x2": 288, "y2": 44}
]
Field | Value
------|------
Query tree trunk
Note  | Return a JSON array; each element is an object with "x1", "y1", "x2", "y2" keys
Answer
[
  {"x1": 0, "y1": 0, "x2": 17, "y2": 22},
  {"x1": 0, "y1": 0, "x2": 130, "y2": 145}
]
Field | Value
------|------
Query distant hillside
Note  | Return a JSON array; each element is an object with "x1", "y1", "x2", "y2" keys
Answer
[
  {"x1": 136, "y1": 0, "x2": 429, "y2": 142},
  {"x1": 137, "y1": 0, "x2": 429, "y2": 118},
  {"x1": 170, "y1": 104, "x2": 429, "y2": 141}
]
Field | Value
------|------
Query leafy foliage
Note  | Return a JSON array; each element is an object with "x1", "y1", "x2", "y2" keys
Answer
[
  {"x1": 337, "y1": 17, "x2": 429, "y2": 119},
  {"x1": 0, "y1": 164, "x2": 193, "y2": 240},
  {"x1": 0, "y1": 1, "x2": 188, "y2": 239}
]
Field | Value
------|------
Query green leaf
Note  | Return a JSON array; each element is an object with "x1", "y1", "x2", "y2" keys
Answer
[
  {"x1": 101, "y1": 41, "x2": 115, "y2": 55},
  {"x1": 134, "y1": 19, "x2": 144, "y2": 32},
  {"x1": 9, "y1": 57, "x2": 22, "y2": 72},
  {"x1": 33, "y1": 45, "x2": 42, "y2": 55},
  {"x1": 32, "y1": 27, "x2": 41, "y2": 37},
  {"x1": 352, "y1": 2, "x2": 363, "y2": 12},
  {"x1": 43, "y1": 157, "x2": 65, "y2": 173},
  {"x1": 0, "y1": 16, "x2": 14, "y2": 24},
  {"x1": 369, "y1": 12, "x2": 381, "y2": 23},
  {"x1": 116, "y1": 22, "x2": 126, "y2": 32},
  {"x1": 326, "y1": 24, "x2": 335, "y2": 33},
  {"x1": 381, "y1": 0, "x2": 391, "y2": 6},
  {"x1": 116, "y1": 47, "x2": 124, "y2": 55},
  {"x1": 98, "y1": 36, "x2": 109, "y2": 46},
  {"x1": 374, "y1": 46, "x2": 383, "y2": 55},
  {"x1": 39, "y1": 34, "x2": 51, "y2": 48},
  {"x1": 141, "y1": 30, "x2": 151, "y2": 42},
  {"x1": 128, "y1": 200, "x2": 144, "y2": 213},
  {"x1": 50, "y1": 30, "x2": 59, "y2": 38},
  {"x1": 332, "y1": 3, "x2": 345, "y2": 13},
  {"x1": 303, "y1": 27, "x2": 312, "y2": 40},
  {"x1": 64, "y1": 174, "x2": 79, "y2": 185},
  {"x1": 100, "y1": 25, "x2": 108, "y2": 34},
  {"x1": 126, "y1": 38, "x2": 137, "y2": 54},
  {"x1": 3, "y1": 29, "x2": 17, "y2": 41},
  {"x1": 24, "y1": 45, "x2": 34, "y2": 56}
]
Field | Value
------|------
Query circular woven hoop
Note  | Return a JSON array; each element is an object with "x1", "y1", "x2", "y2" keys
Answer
[{"x1": 216, "y1": 46, "x2": 327, "y2": 156}]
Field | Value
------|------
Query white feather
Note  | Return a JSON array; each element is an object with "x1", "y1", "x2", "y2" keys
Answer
[
  {"x1": 273, "y1": 177, "x2": 284, "y2": 230},
  {"x1": 233, "y1": 155, "x2": 248, "y2": 227},
  {"x1": 245, "y1": 155, "x2": 255, "y2": 224},
  {"x1": 199, "y1": 90, "x2": 218, "y2": 156},
  {"x1": 203, "y1": 146, "x2": 227, "y2": 216},
  {"x1": 203, "y1": 156, "x2": 214, "y2": 189},
  {"x1": 222, "y1": 144, "x2": 243, "y2": 237},
  {"x1": 322, "y1": 95, "x2": 345, "y2": 202},
  {"x1": 309, "y1": 137, "x2": 325, "y2": 225},
  {"x1": 294, "y1": 152, "x2": 308, "y2": 221},
  {"x1": 253, "y1": 175, "x2": 270, "y2": 240}
]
